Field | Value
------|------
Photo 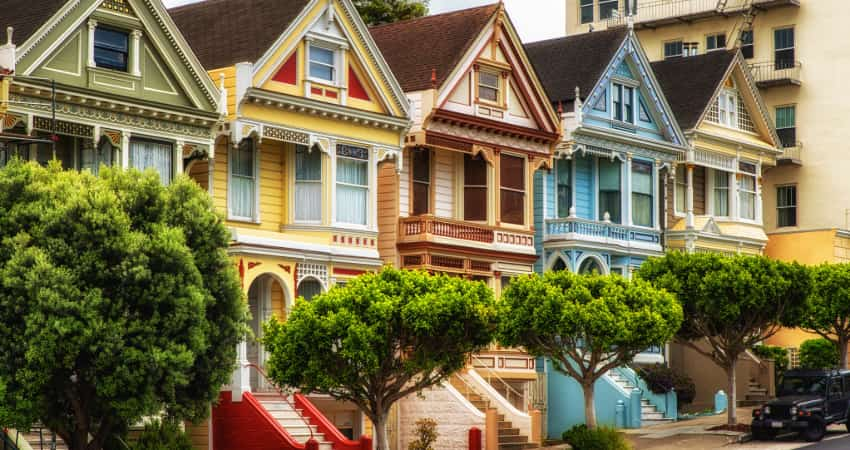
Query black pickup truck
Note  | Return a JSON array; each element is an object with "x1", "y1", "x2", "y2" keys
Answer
[{"x1": 751, "y1": 369, "x2": 850, "y2": 441}]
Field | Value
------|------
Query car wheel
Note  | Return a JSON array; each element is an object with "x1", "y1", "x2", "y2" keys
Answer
[
  {"x1": 752, "y1": 428, "x2": 776, "y2": 441},
  {"x1": 802, "y1": 422, "x2": 826, "y2": 442}
]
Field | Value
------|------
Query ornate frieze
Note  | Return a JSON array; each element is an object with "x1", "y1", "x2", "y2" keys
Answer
[
  {"x1": 571, "y1": 133, "x2": 678, "y2": 163},
  {"x1": 427, "y1": 120, "x2": 550, "y2": 155},
  {"x1": 262, "y1": 124, "x2": 309, "y2": 145},
  {"x1": 32, "y1": 116, "x2": 94, "y2": 138}
]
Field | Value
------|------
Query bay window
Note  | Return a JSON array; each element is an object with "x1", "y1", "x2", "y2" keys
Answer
[
  {"x1": 738, "y1": 162, "x2": 757, "y2": 220},
  {"x1": 464, "y1": 153, "x2": 487, "y2": 221},
  {"x1": 556, "y1": 158, "x2": 572, "y2": 218},
  {"x1": 130, "y1": 137, "x2": 172, "y2": 185},
  {"x1": 598, "y1": 158, "x2": 621, "y2": 223},
  {"x1": 500, "y1": 154, "x2": 525, "y2": 225},
  {"x1": 229, "y1": 138, "x2": 256, "y2": 219},
  {"x1": 412, "y1": 148, "x2": 430, "y2": 215},
  {"x1": 336, "y1": 145, "x2": 368, "y2": 225},
  {"x1": 295, "y1": 144, "x2": 322, "y2": 222},
  {"x1": 631, "y1": 160, "x2": 653, "y2": 227},
  {"x1": 713, "y1": 170, "x2": 729, "y2": 216}
]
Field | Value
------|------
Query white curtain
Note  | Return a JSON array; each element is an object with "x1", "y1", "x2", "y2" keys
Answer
[
  {"x1": 739, "y1": 175, "x2": 756, "y2": 220},
  {"x1": 295, "y1": 146, "x2": 322, "y2": 222},
  {"x1": 714, "y1": 171, "x2": 729, "y2": 216},
  {"x1": 631, "y1": 161, "x2": 653, "y2": 227},
  {"x1": 81, "y1": 138, "x2": 114, "y2": 175},
  {"x1": 336, "y1": 157, "x2": 368, "y2": 225},
  {"x1": 230, "y1": 140, "x2": 255, "y2": 218},
  {"x1": 130, "y1": 139, "x2": 172, "y2": 185}
]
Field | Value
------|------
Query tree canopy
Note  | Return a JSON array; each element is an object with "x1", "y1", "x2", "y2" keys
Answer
[
  {"x1": 497, "y1": 271, "x2": 682, "y2": 428},
  {"x1": 637, "y1": 252, "x2": 809, "y2": 425},
  {"x1": 263, "y1": 268, "x2": 496, "y2": 450},
  {"x1": 0, "y1": 161, "x2": 247, "y2": 450},
  {"x1": 800, "y1": 263, "x2": 850, "y2": 369},
  {"x1": 353, "y1": 0, "x2": 428, "y2": 26}
]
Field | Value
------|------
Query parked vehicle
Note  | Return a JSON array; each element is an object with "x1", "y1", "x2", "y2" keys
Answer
[{"x1": 752, "y1": 369, "x2": 850, "y2": 441}]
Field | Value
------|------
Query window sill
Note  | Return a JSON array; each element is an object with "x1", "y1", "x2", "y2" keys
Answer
[
  {"x1": 228, "y1": 215, "x2": 260, "y2": 224},
  {"x1": 307, "y1": 78, "x2": 340, "y2": 90},
  {"x1": 612, "y1": 121, "x2": 637, "y2": 132},
  {"x1": 89, "y1": 65, "x2": 140, "y2": 80}
]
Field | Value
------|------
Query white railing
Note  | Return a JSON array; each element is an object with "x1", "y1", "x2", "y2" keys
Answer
[
  {"x1": 544, "y1": 217, "x2": 662, "y2": 247},
  {"x1": 465, "y1": 369, "x2": 533, "y2": 439}
]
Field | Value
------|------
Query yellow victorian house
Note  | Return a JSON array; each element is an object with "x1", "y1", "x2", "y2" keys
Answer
[{"x1": 170, "y1": 0, "x2": 409, "y2": 447}]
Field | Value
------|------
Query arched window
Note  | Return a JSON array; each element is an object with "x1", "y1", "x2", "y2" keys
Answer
[
  {"x1": 551, "y1": 258, "x2": 568, "y2": 272},
  {"x1": 298, "y1": 278, "x2": 324, "y2": 301},
  {"x1": 578, "y1": 258, "x2": 604, "y2": 275}
]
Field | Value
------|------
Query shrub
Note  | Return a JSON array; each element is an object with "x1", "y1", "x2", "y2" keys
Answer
[
  {"x1": 800, "y1": 338, "x2": 839, "y2": 369},
  {"x1": 130, "y1": 420, "x2": 192, "y2": 450},
  {"x1": 752, "y1": 344, "x2": 789, "y2": 382},
  {"x1": 639, "y1": 365, "x2": 696, "y2": 407},
  {"x1": 408, "y1": 418, "x2": 438, "y2": 450},
  {"x1": 561, "y1": 425, "x2": 632, "y2": 450}
]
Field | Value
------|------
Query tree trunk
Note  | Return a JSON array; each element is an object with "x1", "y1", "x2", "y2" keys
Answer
[
  {"x1": 373, "y1": 411, "x2": 390, "y2": 450},
  {"x1": 727, "y1": 362, "x2": 737, "y2": 426},
  {"x1": 583, "y1": 382, "x2": 597, "y2": 429},
  {"x1": 70, "y1": 429, "x2": 88, "y2": 450},
  {"x1": 840, "y1": 336, "x2": 848, "y2": 370}
]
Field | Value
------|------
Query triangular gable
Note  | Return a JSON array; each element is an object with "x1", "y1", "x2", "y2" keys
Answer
[
  {"x1": 694, "y1": 53, "x2": 780, "y2": 148},
  {"x1": 253, "y1": 0, "x2": 408, "y2": 119},
  {"x1": 702, "y1": 217, "x2": 722, "y2": 234},
  {"x1": 16, "y1": 0, "x2": 219, "y2": 113},
  {"x1": 580, "y1": 32, "x2": 687, "y2": 148},
  {"x1": 435, "y1": 5, "x2": 560, "y2": 135}
]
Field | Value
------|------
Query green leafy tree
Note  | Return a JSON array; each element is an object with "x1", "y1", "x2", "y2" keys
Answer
[
  {"x1": 263, "y1": 268, "x2": 495, "y2": 450},
  {"x1": 800, "y1": 338, "x2": 839, "y2": 370},
  {"x1": 800, "y1": 263, "x2": 850, "y2": 369},
  {"x1": 0, "y1": 161, "x2": 247, "y2": 450},
  {"x1": 353, "y1": 0, "x2": 428, "y2": 26},
  {"x1": 637, "y1": 252, "x2": 809, "y2": 425},
  {"x1": 496, "y1": 271, "x2": 682, "y2": 429}
]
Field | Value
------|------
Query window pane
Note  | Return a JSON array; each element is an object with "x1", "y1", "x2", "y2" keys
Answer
[
  {"x1": 580, "y1": 0, "x2": 594, "y2": 23},
  {"x1": 310, "y1": 63, "x2": 333, "y2": 81},
  {"x1": 599, "y1": 159, "x2": 621, "y2": 190},
  {"x1": 599, "y1": 0, "x2": 618, "y2": 19},
  {"x1": 413, "y1": 182, "x2": 429, "y2": 215},
  {"x1": 500, "y1": 190, "x2": 524, "y2": 225},
  {"x1": 500, "y1": 154, "x2": 524, "y2": 191},
  {"x1": 464, "y1": 187, "x2": 487, "y2": 221},
  {"x1": 632, "y1": 161, "x2": 652, "y2": 195},
  {"x1": 557, "y1": 158, "x2": 572, "y2": 218},
  {"x1": 480, "y1": 72, "x2": 499, "y2": 88},
  {"x1": 632, "y1": 193, "x2": 652, "y2": 227},
  {"x1": 412, "y1": 148, "x2": 430, "y2": 182},
  {"x1": 613, "y1": 84, "x2": 622, "y2": 121},
  {"x1": 311, "y1": 46, "x2": 334, "y2": 65},
  {"x1": 336, "y1": 185, "x2": 367, "y2": 224},
  {"x1": 776, "y1": 106, "x2": 796, "y2": 128},
  {"x1": 298, "y1": 279, "x2": 323, "y2": 301},
  {"x1": 94, "y1": 28, "x2": 128, "y2": 71},
  {"x1": 714, "y1": 171, "x2": 729, "y2": 216},
  {"x1": 295, "y1": 182, "x2": 321, "y2": 222},
  {"x1": 664, "y1": 41, "x2": 683, "y2": 58},
  {"x1": 600, "y1": 191, "x2": 621, "y2": 223},
  {"x1": 337, "y1": 158, "x2": 367, "y2": 186},
  {"x1": 130, "y1": 139, "x2": 172, "y2": 185},
  {"x1": 624, "y1": 87, "x2": 634, "y2": 123},
  {"x1": 464, "y1": 154, "x2": 487, "y2": 185},
  {"x1": 233, "y1": 139, "x2": 254, "y2": 177},
  {"x1": 296, "y1": 145, "x2": 322, "y2": 181},
  {"x1": 479, "y1": 86, "x2": 498, "y2": 102}
]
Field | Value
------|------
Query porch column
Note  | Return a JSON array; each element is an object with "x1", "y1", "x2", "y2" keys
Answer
[
  {"x1": 174, "y1": 140, "x2": 184, "y2": 176},
  {"x1": 624, "y1": 154, "x2": 632, "y2": 226},
  {"x1": 232, "y1": 340, "x2": 250, "y2": 402},
  {"x1": 653, "y1": 159, "x2": 660, "y2": 230},
  {"x1": 121, "y1": 132, "x2": 131, "y2": 169},
  {"x1": 685, "y1": 164, "x2": 694, "y2": 230},
  {"x1": 730, "y1": 159, "x2": 740, "y2": 221}
]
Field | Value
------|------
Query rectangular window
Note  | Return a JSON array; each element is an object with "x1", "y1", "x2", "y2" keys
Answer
[
  {"x1": 309, "y1": 45, "x2": 336, "y2": 82},
  {"x1": 713, "y1": 170, "x2": 729, "y2": 216},
  {"x1": 295, "y1": 145, "x2": 322, "y2": 222},
  {"x1": 464, "y1": 154, "x2": 488, "y2": 221},
  {"x1": 598, "y1": 158, "x2": 621, "y2": 223},
  {"x1": 557, "y1": 158, "x2": 572, "y2": 218},
  {"x1": 717, "y1": 91, "x2": 738, "y2": 128},
  {"x1": 675, "y1": 164, "x2": 686, "y2": 213},
  {"x1": 776, "y1": 105, "x2": 796, "y2": 148},
  {"x1": 774, "y1": 27, "x2": 795, "y2": 70},
  {"x1": 613, "y1": 84, "x2": 634, "y2": 124},
  {"x1": 741, "y1": 30, "x2": 754, "y2": 59},
  {"x1": 80, "y1": 139, "x2": 113, "y2": 176},
  {"x1": 664, "y1": 40, "x2": 683, "y2": 59},
  {"x1": 599, "y1": 0, "x2": 618, "y2": 19},
  {"x1": 632, "y1": 160, "x2": 653, "y2": 227},
  {"x1": 230, "y1": 138, "x2": 256, "y2": 219},
  {"x1": 738, "y1": 162, "x2": 757, "y2": 220},
  {"x1": 411, "y1": 148, "x2": 430, "y2": 215},
  {"x1": 684, "y1": 42, "x2": 699, "y2": 57},
  {"x1": 94, "y1": 27, "x2": 129, "y2": 72},
  {"x1": 130, "y1": 138, "x2": 172, "y2": 185},
  {"x1": 336, "y1": 145, "x2": 368, "y2": 225},
  {"x1": 500, "y1": 154, "x2": 525, "y2": 225},
  {"x1": 777, "y1": 185, "x2": 797, "y2": 227},
  {"x1": 478, "y1": 71, "x2": 500, "y2": 103},
  {"x1": 580, "y1": 0, "x2": 594, "y2": 23},
  {"x1": 706, "y1": 33, "x2": 726, "y2": 52}
]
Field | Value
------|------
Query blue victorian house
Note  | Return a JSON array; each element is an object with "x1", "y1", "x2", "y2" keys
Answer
[{"x1": 525, "y1": 27, "x2": 687, "y2": 434}]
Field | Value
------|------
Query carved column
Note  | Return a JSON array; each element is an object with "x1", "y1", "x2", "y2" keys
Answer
[
  {"x1": 129, "y1": 30, "x2": 143, "y2": 77},
  {"x1": 686, "y1": 163, "x2": 695, "y2": 230},
  {"x1": 86, "y1": 19, "x2": 97, "y2": 68}
]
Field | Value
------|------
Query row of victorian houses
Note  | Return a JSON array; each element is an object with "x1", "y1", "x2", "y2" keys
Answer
[{"x1": 0, "y1": 0, "x2": 783, "y2": 449}]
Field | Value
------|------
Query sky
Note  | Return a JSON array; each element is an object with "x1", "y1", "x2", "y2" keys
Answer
[{"x1": 161, "y1": 0, "x2": 566, "y2": 43}]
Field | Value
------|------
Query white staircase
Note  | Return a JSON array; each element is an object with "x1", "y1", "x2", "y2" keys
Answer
[
  {"x1": 255, "y1": 394, "x2": 334, "y2": 450},
  {"x1": 606, "y1": 370, "x2": 673, "y2": 427}
]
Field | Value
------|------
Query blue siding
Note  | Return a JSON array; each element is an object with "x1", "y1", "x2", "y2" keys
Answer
[
  {"x1": 533, "y1": 171, "x2": 546, "y2": 273},
  {"x1": 615, "y1": 60, "x2": 634, "y2": 78},
  {"x1": 574, "y1": 156, "x2": 594, "y2": 220}
]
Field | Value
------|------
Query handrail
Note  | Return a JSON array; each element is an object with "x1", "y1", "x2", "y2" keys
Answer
[
  {"x1": 471, "y1": 356, "x2": 527, "y2": 411},
  {"x1": 243, "y1": 363, "x2": 314, "y2": 441},
  {"x1": 293, "y1": 393, "x2": 367, "y2": 450}
]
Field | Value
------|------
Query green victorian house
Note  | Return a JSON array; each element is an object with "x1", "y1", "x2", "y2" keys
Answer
[{"x1": 0, "y1": 0, "x2": 223, "y2": 181}]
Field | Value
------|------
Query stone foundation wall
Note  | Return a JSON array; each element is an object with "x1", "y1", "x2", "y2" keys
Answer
[{"x1": 397, "y1": 384, "x2": 485, "y2": 450}]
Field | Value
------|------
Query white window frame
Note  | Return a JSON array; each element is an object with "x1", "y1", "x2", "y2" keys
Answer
[
  {"x1": 674, "y1": 163, "x2": 687, "y2": 216},
  {"x1": 334, "y1": 144, "x2": 370, "y2": 228},
  {"x1": 477, "y1": 70, "x2": 501, "y2": 105},
  {"x1": 776, "y1": 184, "x2": 797, "y2": 228},
  {"x1": 611, "y1": 82, "x2": 635, "y2": 125},
  {"x1": 307, "y1": 43, "x2": 338, "y2": 85},
  {"x1": 683, "y1": 42, "x2": 699, "y2": 56},
  {"x1": 711, "y1": 169, "x2": 731, "y2": 218},
  {"x1": 227, "y1": 138, "x2": 259, "y2": 223},
  {"x1": 294, "y1": 144, "x2": 323, "y2": 224},
  {"x1": 717, "y1": 90, "x2": 739, "y2": 129},
  {"x1": 738, "y1": 162, "x2": 758, "y2": 222},
  {"x1": 498, "y1": 152, "x2": 528, "y2": 227}
]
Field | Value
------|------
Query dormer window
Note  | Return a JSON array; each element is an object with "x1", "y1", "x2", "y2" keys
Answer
[
  {"x1": 309, "y1": 45, "x2": 336, "y2": 83},
  {"x1": 478, "y1": 71, "x2": 500, "y2": 104},
  {"x1": 94, "y1": 27, "x2": 129, "y2": 72},
  {"x1": 612, "y1": 83, "x2": 634, "y2": 124}
]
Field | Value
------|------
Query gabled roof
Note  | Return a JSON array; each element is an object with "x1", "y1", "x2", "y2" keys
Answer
[
  {"x1": 651, "y1": 51, "x2": 737, "y2": 130},
  {"x1": 0, "y1": 0, "x2": 67, "y2": 46},
  {"x1": 369, "y1": 4, "x2": 499, "y2": 92},
  {"x1": 524, "y1": 28, "x2": 628, "y2": 105},
  {"x1": 169, "y1": 0, "x2": 311, "y2": 70}
]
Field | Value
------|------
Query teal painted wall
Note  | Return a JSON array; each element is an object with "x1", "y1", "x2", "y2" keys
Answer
[{"x1": 574, "y1": 156, "x2": 594, "y2": 220}]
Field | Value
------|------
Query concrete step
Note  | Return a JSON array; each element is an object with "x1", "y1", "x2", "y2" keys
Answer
[
  {"x1": 641, "y1": 405, "x2": 658, "y2": 414},
  {"x1": 642, "y1": 411, "x2": 665, "y2": 420},
  {"x1": 498, "y1": 443, "x2": 539, "y2": 450},
  {"x1": 499, "y1": 434, "x2": 530, "y2": 444},
  {"x1": 642, "y1": 418, "x2": 675, "y2": 427}
]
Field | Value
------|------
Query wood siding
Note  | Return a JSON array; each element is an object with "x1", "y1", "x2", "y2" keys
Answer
[
  {"x1": 693, "y1": 166, "x2": 706, "y2": 215},
  {"x1": 434, "y1": 150, "x2": 455, "y2": 218},
  {"x1": 399, "y1": 151, "x2": 410, "y2": 217},
  {"x1": 377, "y1": 160, "x2": 399, "y2": 265},
  {"x1": 187, "y1": 159, "x2": 210, "y2": 192}
]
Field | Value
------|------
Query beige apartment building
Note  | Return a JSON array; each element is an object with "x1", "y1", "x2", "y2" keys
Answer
[{"x1": 565, "y1": 0, "x2": 850, "y2": 352}]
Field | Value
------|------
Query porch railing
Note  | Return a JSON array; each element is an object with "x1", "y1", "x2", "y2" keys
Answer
[
  {"x1": 399, "y1": 215, "x2": 534, "y2": 248},
  {"x1": 777, "y1": 143, "x2": 802, "y2": 163},
  {"x1": 748, "y1": 60, "x2": 802, "y2": 87},
  {"x1": 544, "y1": 217, "x2": 661, "y2": 246}
]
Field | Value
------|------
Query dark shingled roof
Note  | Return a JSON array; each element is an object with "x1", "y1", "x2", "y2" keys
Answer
[
  {"x1": 651, "y1": 50, "x2": 736, "y2": 130},
  {"x1": 169, "y1": 0, "x2": 311, "y2": 70},
  {"x1": 370, "y1": 4, "x2": 499, "y2": 92},
  {"x1": 0, "y1": 0, "x2": 68, "y2": 46},
  {"x1": 524, "y1": 28, "x2": 628, "y2": 106}
]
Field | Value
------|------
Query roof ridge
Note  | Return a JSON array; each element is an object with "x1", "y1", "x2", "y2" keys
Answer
[
  {"x1": 525, "y1": 28, "x2": 627, "y2": 48},
  {"x1": 369, "y1": 3, "x2": 499, "y2": 30}
]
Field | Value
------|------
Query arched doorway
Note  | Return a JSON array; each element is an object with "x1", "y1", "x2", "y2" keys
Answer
[
  {"x1": 246, "y1": 274, "x2": 287, "y2": 391},
  {"x1": 578, "y1": 256, "x2": 606, "y2": 275}
]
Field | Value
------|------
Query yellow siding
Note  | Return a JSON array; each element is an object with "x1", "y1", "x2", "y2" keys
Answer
[
  {"x1": 186, "y1": 160, "x2": 210, "y2": 192},
  {"x1": 270, "y1": 278, "x2": 286, "y2": 320}
]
